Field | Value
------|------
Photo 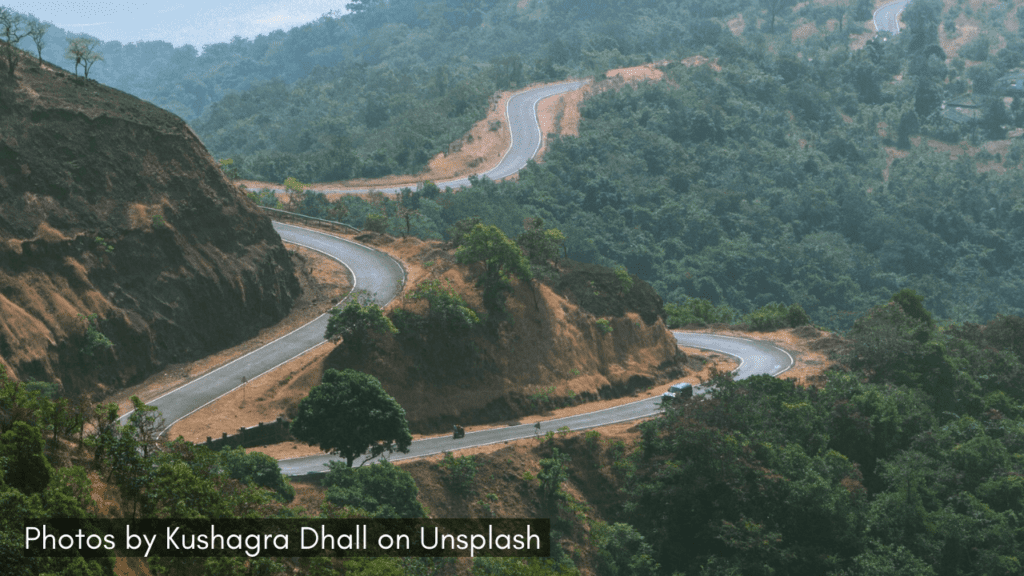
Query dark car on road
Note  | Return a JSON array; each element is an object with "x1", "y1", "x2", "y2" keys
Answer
[{"x1": 661, "y1": 383, "x2": 693, "y2": 403}]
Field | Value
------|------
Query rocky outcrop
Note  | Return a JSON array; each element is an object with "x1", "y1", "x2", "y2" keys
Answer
[{"x1": 0, "y1": 55, "x2": 299, "y2": 395}]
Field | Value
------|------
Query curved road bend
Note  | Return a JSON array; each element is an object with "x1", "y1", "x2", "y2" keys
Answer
[
  {"x1": 874, "y1": 0, "x2": 912, "y2": 35},
  {"x1": 121, "y1": 79, "x2": 794, "y2": 475},
  {"x1": 260, "y1": 80, "x2": 587, "y2": 196},
  {"x1": 118, "y1": 222, "x2": 406, "y2": 432},
  {"x1": 277, "y1": 331, "x2": 793, "y2": 476}
]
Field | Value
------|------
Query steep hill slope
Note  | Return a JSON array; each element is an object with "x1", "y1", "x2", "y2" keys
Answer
[
  {"x1": 232, "y1": 233, "x2": 687, "y2": 435},
  {"x1": 0, "y1": 53, "x2": 300, "y2": 396}
]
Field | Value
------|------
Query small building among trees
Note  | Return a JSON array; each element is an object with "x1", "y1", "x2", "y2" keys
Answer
[{"x1": 940, "y1": 93, "x2": 984, "y2": 125}]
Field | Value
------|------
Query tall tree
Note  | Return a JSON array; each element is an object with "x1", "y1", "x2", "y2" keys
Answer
[
  {"x1": 65, "y1": 37, "x2": 103, "y2": 79},
  {"x1": 291, "y1": 369, "x2": 412, "y2": 468},
  {"x1": 517, "y1": 217, "x2": 566, "y2": 269},
  {"x1": 760, "y1": 0, "x2": 795, "y2": 34},
  {"x1": 27, "y1": 19, "x2": 48, "y2": 65},
  {"x1": 901, "y1": 0, "x2": 941, "y2": 52},
  {"x1": 0, "y1": 7, "x2": 28, "y2": 76},
  {"x1": 455, "y1": 223, "x2": 531, "y2": 311}
]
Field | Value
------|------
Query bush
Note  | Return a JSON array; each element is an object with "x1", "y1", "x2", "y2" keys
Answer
[
  {"x1": 744, "y1": 303, "x2": 811, "y2": 331},
  {"x1": 218, "y1": 447, "x2": 295, "y2": 502},
  {"x1": 593, "y1": 522, "x2": 660, "y2": 576},
  {"x1": 79, "y1": 313, "x2": 113, "y2": 358},
  {"x1": 0, "y1": 421, "x2": 51, "y2": 493},
  {"x1": 613, "y1": 265, "x2": 634, "y2": 294},
  {"x1": 665, "y1": 297, "x2": 737, "y2": 327},
  {"x1": 406, "y1": 279, "x2": 479, "y2": 337},
  {"x1": 324, "y1": 298, "x2": 397, "y2": 352},
  {"x1": 961, "y1": 34, "x2": 990, "y2": 61},
  {"x1": 537, "y1": 448, "x2": 571, "y2": 502},
  {"x1": 364, "y1": 213, "x2": 389, "y2": 234},
  {"x1": 516, "y1": 217, "x2": 566, "y2": 268},
  {"x1": 438, "y1": 451, "x2": 478, "y2": 494},
  {"x1": 445, "y1": 217, "x2": 482, "y2": 248},
  {"x1": 247, "y1": 188, "x2": 282, "y2": 208},
  {"x1": 786, "y1": 303, "x2": 812, "y2": 327},
  {"x1": 455, "y1": 224, "x2": 531, "y2": 313},
  {"x1": 322, "y1": 460, "x2": 425, "y2": 518}
]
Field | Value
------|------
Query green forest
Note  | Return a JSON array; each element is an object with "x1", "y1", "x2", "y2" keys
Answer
[
  {"x1": 252, "y1": 0, "x2": 1024, "y2": 331},
  {"x1": 8, "y1": 289, "x2": 1024, "y2": 575},
  {"x1": 625, "y1": 296, "x2": 1024, "y2": 576},
  {"x1": 8, "y1": 0, "x2": 1024, "y2": 574},
  {"x1": 15, "y1": 0, "x2": 871, "y2": 182}
]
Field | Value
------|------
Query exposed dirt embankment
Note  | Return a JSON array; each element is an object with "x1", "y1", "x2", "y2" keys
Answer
[
  {"x1": 0, "y1": 55, "x2": 300, "y2": 396},
  {"x1": 270, "y1": 235, "x2": 685, "y2": 434}
]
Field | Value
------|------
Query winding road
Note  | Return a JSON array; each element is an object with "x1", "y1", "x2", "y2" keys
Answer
[
  {"x1": 130, "y1": 81, "x2": 797, "y2": 476},
  {"x1": 262, "y1": 80, "x2": 587, "y2": 195},
  {"x1": 277, "y1": 332, "x2": 792, "y2": 476},
  {"x1": 874, "y1": 0, "x2": 912, "y2": 35},
  {"x1": 121, "y1": 223, "x2": 404, "y2": 431}
]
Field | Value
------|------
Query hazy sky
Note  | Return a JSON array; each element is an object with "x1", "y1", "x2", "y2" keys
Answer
[{"x1": 8, "y1": 0, "x2": 345, "y2": 48}]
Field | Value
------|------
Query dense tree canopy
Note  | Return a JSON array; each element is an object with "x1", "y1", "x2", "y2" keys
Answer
[
  {"x1": 273, "y1": 20, "x2": 1024, "y2": 331},
  {"x1": 322, "y1": 459, "x2": 425, "y2": 518},
  {"x1": 624, "y1": 302, "x2": 1024, "y2": 574}
]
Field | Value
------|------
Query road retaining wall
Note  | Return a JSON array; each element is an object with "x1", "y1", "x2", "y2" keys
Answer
[{"x1": 203, "y1": 417, "x2": 295, "y2": 450}]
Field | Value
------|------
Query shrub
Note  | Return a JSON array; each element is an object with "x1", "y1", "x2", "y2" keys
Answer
[
  {"x1": 743, "y1": 302, "x2": 811, "y2": 331},
  {"x1": 218, "y1": 447, "x2": 295, "y2": 502},
  {"x1": 665, "y1": 297, "x2": 737, "y2": 327},
  {"x1": 613, "y1": 265, "x2": 634, "y2": 294},
  {"x1": 961, "y1": 34, "x2": 990, "y2": 61},
  {"x1": 516, "y1": 217, "x2": 566, "y2": 268},
  {"x1": 364, "y1": 213, "x2": 389, "y2": 234},
  {"x1": 438, "y1": 452, "x2": 478, "y2": 494},
  {"x1": 455, "y1": 224, "x2": 531, "y2": 313},
  {"x1": 93, "y1": 237, "x2": 114, "y2": 254},
  {"x1": 79, "y1": 313, "x2": 113, "y2": 357},
  {"x1": 786, "y1": 303, "x2": 812, "y2": 327},
  {"x1": 247, "y1": 188, "x2": 281, "y2": 208},
  {"x1": 538, "y1": 448, "x2": 571, "y2": 502},
  {"x1": 406, "y1": 279, "x2": 479, "y2": 337},
  {"x1": 445, "y1": 217, "x2": 482, "y2": 248},
  {"x1": 322, "y1": 460, "x2": 425, "y2": 518},
  {"x1": 324, "y1": 297, "x2": 397, "y2": 351},
  {"x1": 596, "y1": 318, "x2": 613, "y2": 334}
]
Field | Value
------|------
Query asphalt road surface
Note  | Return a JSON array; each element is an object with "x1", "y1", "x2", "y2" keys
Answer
[
  {"x1": 276, "y1": 330, "x2": 794, "y2": 476},
  {"x1": 874, "y1": 0, "x2": 912, "y2": 35},
  {"x1": 258, "y1": 80, "x2": 586, "y2": 195},
  {"x1": 118, "y1": 222, "x2": 406, "y2": 432},
  {"x1": 124, "y1": 76, "x2": 794, "y2": 477}
]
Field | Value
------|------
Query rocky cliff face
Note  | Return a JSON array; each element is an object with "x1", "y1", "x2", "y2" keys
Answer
[{"x1": 0, "y1": 55, "x2": 300, "y2": 395}]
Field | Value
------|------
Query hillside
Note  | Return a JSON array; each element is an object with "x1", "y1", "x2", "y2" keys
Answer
[
  {"x1": 167, "y1": 227, "x2": 689, "y2": 440},
  {"x1": 0, "y1": 51, "x2": 300, "y2": 396},
  {"x1": 330, "y1": 235, "x2": 685, "y2": 433}
]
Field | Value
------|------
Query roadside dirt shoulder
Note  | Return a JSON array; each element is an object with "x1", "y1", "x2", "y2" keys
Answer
[
  {"x1": 103, "y1": 245, "x2": 350, "y2": 416},
  {"x1": 237, "y1": 79, "x2": 579, "y2": 192},
  {"x1": 680, "y1": 325, "x2": 847, "y2": 387},
  {"x1": 245, "y1": 347, "x2": 735, "y2": 461}
]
